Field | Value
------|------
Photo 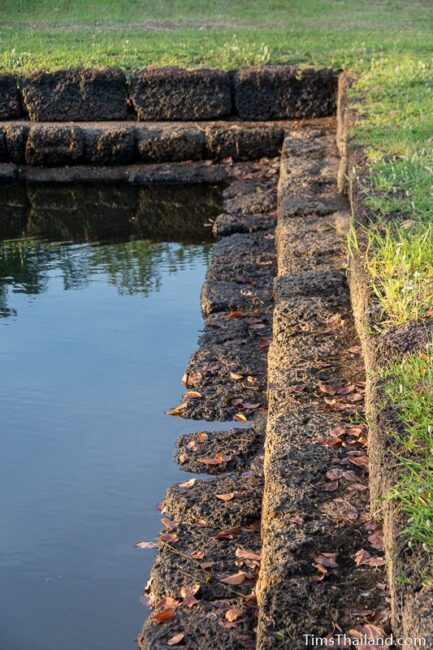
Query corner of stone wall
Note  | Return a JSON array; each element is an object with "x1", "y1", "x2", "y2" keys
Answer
[{"x1": 337, "y1": 74, "x2": 433, "y2": 646}]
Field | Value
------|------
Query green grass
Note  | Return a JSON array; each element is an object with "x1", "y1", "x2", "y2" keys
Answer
[{"x1": 381, "y1": 347, "x2": 433, "y2": 572}]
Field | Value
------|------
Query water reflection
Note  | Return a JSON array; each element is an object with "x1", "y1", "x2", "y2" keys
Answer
[{"x1": 0, "y1": 183, "x2": 221, "y2": 317}]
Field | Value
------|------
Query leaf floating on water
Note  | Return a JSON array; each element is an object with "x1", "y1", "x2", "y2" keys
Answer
[
  {"x1": 134, "y1": 541, "x2": 157, "y2": 549},
  {"x1": 234, "y1": 412, "x2": 248, "y2": 423},
  {"x1": 166, "y1": 403, "x2": 188, "y2": 416},
  {"x1": 167, "y1": 633, "x2": 185, "y2": 646},
  {"x1": 178, "y1": 479, "x2": 196, "y2": 489},
  {"x1": 225, "y1": 607, "x2": 243, "y2": 622}
]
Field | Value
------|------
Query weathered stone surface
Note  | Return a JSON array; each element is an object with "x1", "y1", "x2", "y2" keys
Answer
[
  {"x1": 136, "y1": 125, "x2": 205, "y2": 162},
  {"x1": 83, "y1": 126, "x2": 136, "y2": 164},
  {"x1": 130, "y1": 67, "x2": 232, "y2": 120},
  {"x1": 234, "y1": 66, "x2": 338, "y2": 120},
  {"x1": 212, "y1": 212, "x2": 275, "y2": 237},
  {"x1": 25, "y1": 125, "x2": 83, "y2": 166},
  {"x1": 0, "y1": 74, "x2": 22, "y2": 119},
  {"x1": 205, "y1": 124, "x2": 283, "y2": 160},
  {"x1": 2, "y1": 124, "x2": 29, "y2": 163},
  {"x1": 22, "y1": 68, "x2": 128, "y2": 121}
]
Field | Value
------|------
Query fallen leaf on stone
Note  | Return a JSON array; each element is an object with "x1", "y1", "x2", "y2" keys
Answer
[
  {"x1": 180, "y1": 585, "x2": 200, "y2": 608},
  {"x1": 195, "y1": 518, "x2": 207, "y2": 527},
  {"x1": 336, "y1": 384, "x2": 356, "y2": 395},
  {"x1": 289, "y1": 514, "x2": 304, "y2": 525},
  {"x1": 349, "y1": 624, "x2": 386, "y2": 642},
  {"x1": 167, "y1": 633, "x2": 185, "y2": 646},
  {"x1": 216, "y1": 492, "x2": 236, "y2": 502},
  {"x1": 218, "y1": 571, "x2": 249, "y2": 585},
  {"x1": 179, "y1": 478, "x2": 196, "y2": 488},
  {"x1": 317, "y1": 480, "x2": 340, "y2": 492},
  {"x1": 348, "y1": 346, "x2": 362, "y2": 355},
  {"x1": 152, "y1": 608, "x2": 175, "y2": 624},
  {"x1": 156, "y1": 501, "x2": 166, "y2": 511},
  {"x1": 219, "y1": 620, "x2": 238, "y2": 629},
  {"x1": 161, "y1": 517, "x2": 177, "y2": 530},
  {"x1": 346, "y1": 393, "x2": 364, "y2": 403},
  {"x1": 332, "y1": 498, "x2": 358, "y2": 521},
  {"x1": 225, "y1": 607, "x2": 243, "y2": 622},
  {"x1": 346, "y1": 425, "x2": 367, "y2": 437},
  {"x1": 342, "y1": 470, "x2": 359, "y2": 482},
  {"x1": 326, "y1": 468, "x2": 344, "y2": 481},
  {"x1": 156, "y1": 596, "x2": 180, "y2": 610},
  {"x1": 159, "y1": 533, "x2": 179, "y2": 543},
  {"x1": 197, "y1": 432, "x2": 208, "y2": 442},
  {"x1": 212, "y1": 526, "x2": 241, "y2": 539},
  {"x1": 368, "y1": 532, "x2": 384, "y2": 551},
  {"x1": 178, "y1": 452, "x2": 189, "y2": 464},
  {"x1": 198, "y1": 452, "x2": 231, "y2": 466},
  {"x1": 314, "y1": 552, "x2": 338, "y2": 568},
  {"x1": 200, "y1": 560, "x2": 216, "y2": 569},
  {"x1": 229, "y1": 311, "x2": 244, "y2": 319},
  {"x1": 166, "y1": 403, "x2": 188, "y2": 416},
  {"x1": 349, "y1": 456, "x2": 369, "y2": 469},
  {"x1": 184, "y1": 390, "x2": 201, "y2": 399},
  {"x1": 354, "y1": 548, "x2": 371, "y2": 566},
  {"x1": 313, "y1": 563, "x2": 328, "y2": 579},
  {"x1": 347, "y1": 483, "x2": 369, "y2": 492},
  {"x1": 318, "y1": 383, "x2": 339, "y2": 395},
  {"x1": 365, "y1": 556, "x2": 385, "y2": 568},
  {"x1": 186, "y1": 440, "x2": 198, "y2": 451},
  {"x1": 134, "y1": 541, "x2": 157, "y2": 549},
  {"x1": 234, "y1": 413, "x2": 248, "y2": 423},
  {"x1": 329, "y1": 426, "x2": 347, "y2": 438},
  {"x1": 236, "y1": 548, "x2": 261, "y2": 562},
  {"x1": 230, "y1": 372, "x2": 244, "y2": 380}
]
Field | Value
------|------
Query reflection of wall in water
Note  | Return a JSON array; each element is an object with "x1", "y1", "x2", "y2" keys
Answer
[{"x1": 0, "y1": 182, "x2": 222, "y2": 317}]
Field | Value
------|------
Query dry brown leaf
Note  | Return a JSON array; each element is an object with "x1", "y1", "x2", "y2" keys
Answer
[
  {"x1": 234, "y1": 412, "x2": 248, "y2": 423},
  {"x1": 289, "y1": 514, "x2": 304, "y2": 525},
  {"x1": 228, "y1": 310, "x2": 244, "y2": 319},
  {"x1": 225, "y1": 607, "x2": 243, "y2": 622},
  {"x1": 134, "y1": 541, "x2": 157, "y2": 549},
  {"x1": 318, "y1": 382, "x2": 338, "y2": 396},
  {"x1": 178, "y1": 452, "x2": 189, "y2": 464},
  {"x1": 152, "y1": 609, "x2": 175, "y2": 624},
  {"x1": 235, "y1": 548, "x2": 261, "y2": 562},
  {"x1": 230, "y1": 372, "x2": 244, "y2": 381},
  {"x1": 166, "y1": 403, "x2": 188, "y2": 416},
  {"x1": 215, "y1": 492, "x2": 236, "y2": 502},
  {"x1": 317, "y1": 480, "x2": 340, "y2": 492},
  {"x1": 178, "y1": 478, "x2": 196, "y2": 489},
  {"x1": 218, "y1": 571, "x2": 249, "y2": 585},
  {"x1": 184, "y1": 390, "x2": 202, "y2": 399},
  {"x1": 368, "y1": 531, "x2": 384, "y2": 551},
  {"x1": 155, "y1": 596, "x2": 180, "y2": 610},
  {"x1": 349, "y1": 456, "x2": 369, "y2": 469},
  {"x1": 159, "y1": 533, "x2": 179, "y2": 543},
  {"x1": 326, "y1": 469, "x2": 344, "y2": 481},
  {"x1": 161, "y1": 517, "x2": 177, "y2": 530},
  {"x1": 212, "y1": 526, "x2": 241, "y2": 540},
  {"x1": 197, "y1": 432, "x2": 208, "y2": 442},
  {"x1": 354, "y1": 548, "x2": 371, "y2": 566},
  {"x1": 167, "y1": 633, "x2": 185, "y2": 646},
  {"x1": 314, "y1": 552, "x2": 338, "y2": 568}
]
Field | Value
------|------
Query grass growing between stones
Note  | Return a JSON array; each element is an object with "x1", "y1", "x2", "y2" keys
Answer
[{"x1": 381, "y1": 346, "x2": 433, "y2": 572}]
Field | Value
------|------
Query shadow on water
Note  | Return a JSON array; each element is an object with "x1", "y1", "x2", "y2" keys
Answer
[{"x1": 0, "y1": 181, "x2": 226, "y2": 650}]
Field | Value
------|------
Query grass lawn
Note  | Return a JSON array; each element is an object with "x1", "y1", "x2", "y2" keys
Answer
[{"x1": 1, "y1": 0, "x2": 433, "y2": 565}]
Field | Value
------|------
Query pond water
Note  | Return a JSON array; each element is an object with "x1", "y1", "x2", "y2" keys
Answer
[{"x1": 0, "y1": 183, "x2": 223, "y2": 650}]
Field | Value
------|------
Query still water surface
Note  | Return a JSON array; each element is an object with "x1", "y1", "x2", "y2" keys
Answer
[{"x1": 0, "y1": 183, "x2": 222, "y2": 650}]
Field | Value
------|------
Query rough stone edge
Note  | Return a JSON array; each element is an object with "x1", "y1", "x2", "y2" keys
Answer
[
  {"x1": 1, "y1": 66, "x2": 337, "y2": 123},
  {"x1": 338, "y1": 71, "x2": 433, "y2": 643}
]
